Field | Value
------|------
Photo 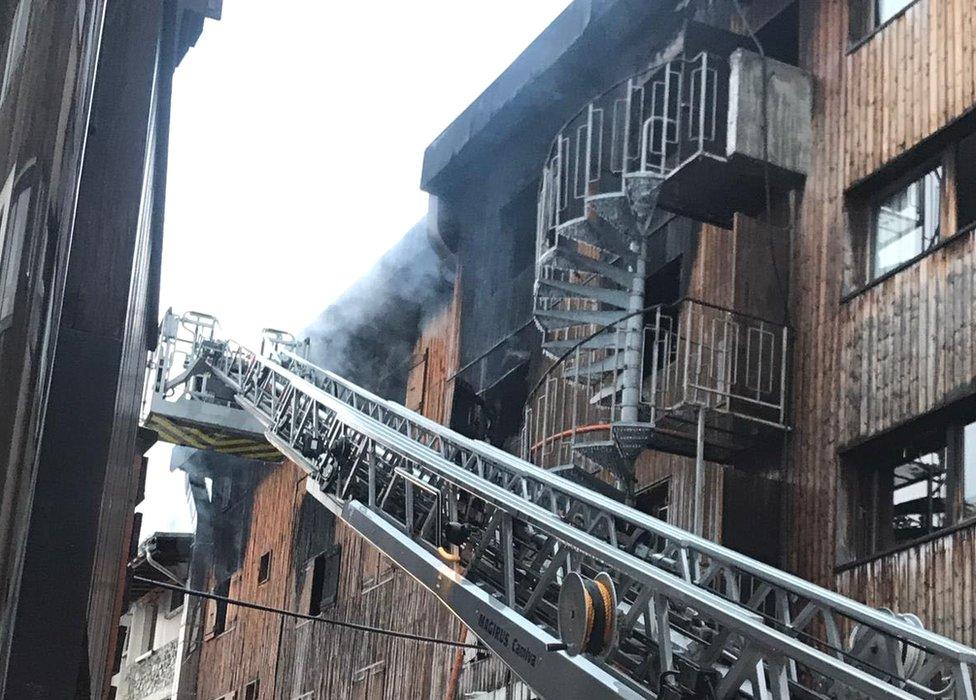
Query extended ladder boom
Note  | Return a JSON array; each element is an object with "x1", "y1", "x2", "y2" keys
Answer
[{"x1": 147, "y1": 315, "x2": 976, "y2": 699}]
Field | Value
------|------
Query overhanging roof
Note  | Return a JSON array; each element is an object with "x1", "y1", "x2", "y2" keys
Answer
[{"x1": 420, "y1": 0, "x2": 687, "y2": 196}]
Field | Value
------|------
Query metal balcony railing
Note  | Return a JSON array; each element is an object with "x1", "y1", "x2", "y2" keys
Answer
[
  {"x1": 645, "y1": 299, "x2": 788, "y2": 430},
  {"x1": 521, "y1": 299, "x2": 788, "y2": 474},
  {"x1": 536, "y1": 52, "x2": 728, "y2": 256}
]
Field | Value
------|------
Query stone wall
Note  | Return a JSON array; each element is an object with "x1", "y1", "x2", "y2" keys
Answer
[{"x1": 120, "y1": 639, "x2": 177, "y2": 700}]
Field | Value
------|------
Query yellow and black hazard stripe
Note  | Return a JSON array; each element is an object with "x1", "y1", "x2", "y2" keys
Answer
[{"x1": 144, "y1": 413, "x2": 282, "y2": 462}]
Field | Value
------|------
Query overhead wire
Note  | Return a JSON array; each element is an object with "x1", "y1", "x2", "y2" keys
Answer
[{"x1": 132, "y1": 575, "x2": 481, "y2": 650}]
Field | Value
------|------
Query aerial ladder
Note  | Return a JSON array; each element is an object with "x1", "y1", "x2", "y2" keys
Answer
[{"x1": 145, "y1": 310, "x2": 976, "y2": 700}]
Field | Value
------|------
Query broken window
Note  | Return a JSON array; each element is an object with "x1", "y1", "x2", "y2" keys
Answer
[
  {"x1": 870, "y1": 166, "x2": 942, "y2": 280},
  {"x1": 308, "y1": 545, "x2": 341, "y2": 616},
  {"x1": 891, "y1": 448, "x2": 948, "y2": 543},
  {"x1": 213, "y1": 578, "x2": 231, "y2": 635},
  {"x1": 842, "y1": 415, "x2": 976, "y2": 561},
  {"x1": 257, "y1": 551, "x2": 272, "y2": 585}
]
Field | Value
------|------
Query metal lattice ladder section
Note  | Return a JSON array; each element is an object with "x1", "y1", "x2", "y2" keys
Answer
[{"x1": 159, "y1": 325, "x2": 976, "y2": 700}]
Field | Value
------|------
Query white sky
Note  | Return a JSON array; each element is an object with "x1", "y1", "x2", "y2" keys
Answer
[{"x1": 138, "y1": 1, "x2": 573, "y2": 538}]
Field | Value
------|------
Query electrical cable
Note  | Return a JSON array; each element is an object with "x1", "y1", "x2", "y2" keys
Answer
[{"x1": 132, "y1": 575, "x2": 481, "y2": 650}]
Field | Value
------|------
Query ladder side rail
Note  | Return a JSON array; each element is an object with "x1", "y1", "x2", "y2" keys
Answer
[
  {"x1": 212, "y1": 346, "x2": 918, "y2": 700},
  {"x1": 267, "y1": 348, "x2": 976, "y2": 675}
]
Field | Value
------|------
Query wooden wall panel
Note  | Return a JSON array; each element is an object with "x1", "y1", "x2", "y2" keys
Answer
[
  {"x1": 840, "y1": 229, "x2": 976, "y2": 445},
  {"x1": 844, "y1": 0, "x2": 976, "y2": 186},
  {"x1": 688, "y1": 223, "x2": 736, "y2": 308},
  {"x1": 405, "y1": 275, "x2": 461, "y2": 425},
  {"x1": 786, "y1": 0, "x2": 856, "y2": 589},
  {"x1": 836, "y1": 525, "x2": 976, "y2": 648},
  {"x1": 196, "y1": 461, "x2": 304, "y2": 700},
  {"x1": 789, "y1": 0, "x2": 976, "y2": 606},
  {"x1": 633, "y1": 451, "x2": 724, "y2": 542},
  {"x1": 275, "y1": 507, "x2": 458, "y2": 700}
]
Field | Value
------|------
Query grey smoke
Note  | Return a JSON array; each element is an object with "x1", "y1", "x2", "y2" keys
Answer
[{"x1": 302, "y1": 217, "x2": 455, "y2": 400}]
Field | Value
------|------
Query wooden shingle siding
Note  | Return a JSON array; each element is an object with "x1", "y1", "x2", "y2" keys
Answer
[{"x1": 844, "y1": 0, "x2": 976, "y2": 186}]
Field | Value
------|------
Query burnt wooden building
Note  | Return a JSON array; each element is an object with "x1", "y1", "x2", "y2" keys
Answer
[
  {"x1": 0, "y1": 2, "x2": 219, "y2": 697},
  {"x1": 183, "y1": 0, "x2": 976, "y2": 696}
]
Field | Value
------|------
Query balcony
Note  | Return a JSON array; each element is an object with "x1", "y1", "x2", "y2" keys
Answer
[
  {"x1": 535, "y1": 43, "x2": 811, "y2": 236},
  {"x1": 523, "y1": 298, "x2": 788, "y2": 487},
  {"x1": 643, "y1": 299, "x2": 788, "y2": 461}
]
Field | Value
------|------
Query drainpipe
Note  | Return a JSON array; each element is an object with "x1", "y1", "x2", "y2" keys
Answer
[
  {"x1": 619, "y1": 238, "x2": 648, "y2": 423},
  {"x1": 145, "y1": 545, "x2": 186, "y2": 586}
]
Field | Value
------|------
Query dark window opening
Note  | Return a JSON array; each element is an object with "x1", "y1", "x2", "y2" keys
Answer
[
  {"x1": 244, "y1": 679, "x2": 259, "y2": 700},
  {"x1": 481, "y1": 362, "x2": 530, "y2": 452},
  {"x1": 450, "y1": 380, "x2": 493, "y2": 442},
  {"x1": 956, "y1": 133, "x2": 976, "y2": 231},
  {"x1": 634, "y1": 479, "x2": 670, "y2": 553},
  {"x1": 842, "y1": 415, "x2": 976, "y2": 562},
  {"x1": 635, "y1": 479, "x2": 670, "y2": 521},
  {"x1": 257, "y1": 551, "x2": 272, "y2": 584},
  {"x1": 169, "y1": 589, "x2": 185, "y2": 614},
  {"x1": 213, "y1": 578, "x2": 231, "y2": 635},
  {"x1": 308, "y1": 545, "x2": 341, "y2": 616},
  {"x1": 755, "y1": 2, "x2": 799, "y2": 66}
]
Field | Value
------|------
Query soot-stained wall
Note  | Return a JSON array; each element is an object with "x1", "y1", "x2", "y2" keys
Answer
[{"x1": 303, "y1": 218, "x2": 455, "y2": 400}]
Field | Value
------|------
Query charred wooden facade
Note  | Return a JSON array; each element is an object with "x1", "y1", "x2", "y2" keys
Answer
[{"x1": 183, "y1": 0, "x2": 976, "y2": 696}]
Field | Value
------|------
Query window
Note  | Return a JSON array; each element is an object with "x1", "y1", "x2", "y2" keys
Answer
[
  {"x1": 850, "y1": 0, "x2": 917, "y2": 42},
  {"x1": 257, "y1": 551, "x2": 271, "y2": 584},
  {"x1": 891, "y1": 448, "x2": 947, "y2": 543},
  {"x1": 140, "y1": 604, "x2": 158, "y2": 655},
  {"x1": 870, "y1": 166, "x2": 941, "y2": 280},
  {"x1": 243, "y1": 679, "x2": 259, "y2": 700},
  {"x1": 633, "y1": 479, "x2": 670, "y2": 554},
  {"x1": 213, "y1": 578, "x2": 230, "y2": 635},
  {"x1": 635, "y1": 479, "x2": 670, "y2": 522},
  {"x1": 168, "y1": 589, "x2": 185, "y2": 615},
  {"x1": 875, "y1": 0, "x2": 914, "y2": 26},
  {"x1": 307, "y1": 545, "x2": 341, "y2": 616},
  {"x1": 955, "y1": 133, "x2": 976, "y2": 231},
  {"x1": 964, "y1": 422, "x2": 976, "y2": 520},
  {"x1": 843, "y1": 416, "x2": 976, "y2": 561}
]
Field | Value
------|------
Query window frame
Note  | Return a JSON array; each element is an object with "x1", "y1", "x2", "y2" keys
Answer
[
  {"x1": 868, "y1": 165, "x2": 943, "y2": 281},
  {"x1": 257, "y1": 551, "x2": 272, "y2": 585},
  {"x1": 843, "y1": 151, "x2": 955, "y2": 299},
  {"x1": 848, "y1": 0, "x2": 923, "y2": 51},
  {"x1": 840, "y1": 415, "x2": 976, "y2": 566}
]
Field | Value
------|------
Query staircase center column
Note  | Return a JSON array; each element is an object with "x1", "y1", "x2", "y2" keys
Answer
[{"x1": 619, "y1": 237, "x2": 647, "y2": 423}]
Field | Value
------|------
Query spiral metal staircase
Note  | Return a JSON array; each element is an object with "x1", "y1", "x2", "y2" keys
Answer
[{"x1": 529, "y1": 48, "x2": 797, "y2": 490}]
